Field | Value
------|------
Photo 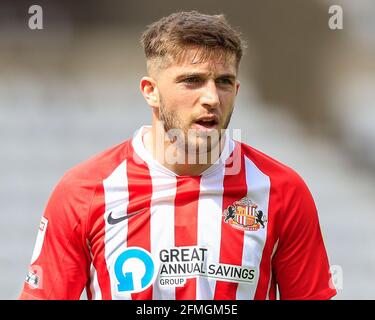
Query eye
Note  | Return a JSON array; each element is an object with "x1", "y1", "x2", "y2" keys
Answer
[
  {"x1": 184, "y1": 77, "x2": 202, "y2": 83},
  {"x1": 216, "y1": 78, "x2": 233, "y2": 85}
]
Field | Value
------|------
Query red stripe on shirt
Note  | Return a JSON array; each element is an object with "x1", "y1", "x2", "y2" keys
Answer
[
  {"x1": 126, "y1": 156, "x2": 153, "y2": 300},
  {"x1": 174, "y1": 176, "x2": 201, "y2": 300},
  {"x1": 240, "y1": 145, "x2": 279, "y2": 300},
  {"x1": 89, "y1": 183, "x2": 112, "y2": 299},
  {"x1": 253, "y1": 177, "x2": 278, "y2": 300},
  {"x1": 214, "y1": 145, "x2": 247, "y2": 299}
]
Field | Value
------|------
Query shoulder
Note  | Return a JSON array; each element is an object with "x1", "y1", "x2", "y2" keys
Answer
[
  {"x1": 45, "y1": 139, "x2": 133, "y2": 219},
  {"x1": 62, "y1": 139, "x2": 133, "y2": 185},
  {"x1": 41, "y1": 139, "x2": 134, "y2": 237},
  {"x1": 239, "y1": 141, "x2": 307, "y2": 193},
  {"x1": 239, "y1": 142, "x2": 319, "y2": 233}
]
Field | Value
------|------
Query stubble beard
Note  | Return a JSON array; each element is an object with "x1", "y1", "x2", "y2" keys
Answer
[{"x1": 158, "y1": 97, "x2": 234, "y2": 161}]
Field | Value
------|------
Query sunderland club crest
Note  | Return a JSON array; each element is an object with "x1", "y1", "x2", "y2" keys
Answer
[{"x1": 223, "y1": 197, "x2": 267, "y2": 231}]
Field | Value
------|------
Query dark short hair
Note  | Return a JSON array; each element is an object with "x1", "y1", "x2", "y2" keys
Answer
[{"x1": 141, "y1": 11, "x2": 245, "y2": 70}]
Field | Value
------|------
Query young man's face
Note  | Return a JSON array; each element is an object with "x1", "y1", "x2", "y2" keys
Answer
[{"x1": 152, "y1": 48, "x2": 240, "y2": 153}]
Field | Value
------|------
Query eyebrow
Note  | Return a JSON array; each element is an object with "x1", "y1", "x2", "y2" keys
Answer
[{"x1": 175, "y1": 72, "x2": 236, "y2": 82}]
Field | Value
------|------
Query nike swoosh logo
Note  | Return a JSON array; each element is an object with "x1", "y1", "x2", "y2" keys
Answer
[{"x1": 107, "y1": 209, "x2": 146, "y2": 225}]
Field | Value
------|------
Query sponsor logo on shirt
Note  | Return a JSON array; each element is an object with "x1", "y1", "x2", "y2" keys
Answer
[
  {"x1": 114, "y1": 247, "x2": 156, "y2": 294},
  {"x1": 158, "y1": 246, "x2": 256, "y2": 287},
  {"x1": 223, "y1": 197, "x2": 267, "y2": 231},
  {"x1": 114, "y1": 246, "x2": 257, "y2": 292}
]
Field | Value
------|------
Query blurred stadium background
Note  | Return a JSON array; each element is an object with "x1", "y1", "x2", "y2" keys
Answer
[{"x1": 0, "y1": 0, "x2": 374, "y2": 299}]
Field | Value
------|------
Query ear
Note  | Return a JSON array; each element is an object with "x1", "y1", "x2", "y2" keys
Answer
[
  {"x1": 235, "y1": 80, "x2": 240, "y2": 95},
  {"x1": 140, "y1": 76, "x2": 159, "y2": 108}
]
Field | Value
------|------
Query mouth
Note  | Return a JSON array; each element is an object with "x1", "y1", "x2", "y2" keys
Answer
[{"x1": 193, "y1": 116, "x2": 219, "y2": 131}]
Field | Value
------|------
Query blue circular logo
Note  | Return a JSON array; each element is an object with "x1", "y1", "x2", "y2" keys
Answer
[{"x1": 114, "y1": 247, "x2": 155, "y2": 293}]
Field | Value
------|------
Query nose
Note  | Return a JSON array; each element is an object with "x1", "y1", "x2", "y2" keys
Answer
[{"x1": 200, "y1": 80, "x2": 220, "y2": 110}]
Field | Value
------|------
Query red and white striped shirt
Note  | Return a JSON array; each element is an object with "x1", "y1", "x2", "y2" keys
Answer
[{"x1": 20, "y1": 126, "x2": 336, "y2": 300}]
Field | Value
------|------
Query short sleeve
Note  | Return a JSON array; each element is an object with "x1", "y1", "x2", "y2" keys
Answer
[
  {"x1": 272, "y1": 173, "x2": 336, "y2": 300},
  {"x1": 19, "y1": 175, "x2": 93, "y2": 300}
]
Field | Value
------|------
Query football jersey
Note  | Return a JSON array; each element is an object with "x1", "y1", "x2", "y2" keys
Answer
[{"x1": 19, "y1": 126, "x2": 336, "y2": 300}]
